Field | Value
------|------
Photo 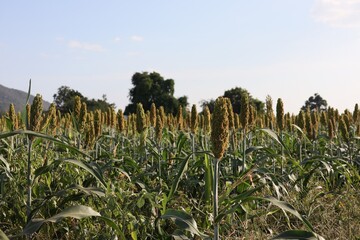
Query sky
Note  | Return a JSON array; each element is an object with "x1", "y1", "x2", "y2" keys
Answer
[{"x1": 1, "y1": 0, "x2": 360, "y2": 114}]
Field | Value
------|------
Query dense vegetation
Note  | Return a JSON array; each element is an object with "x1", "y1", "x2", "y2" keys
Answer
[{"x1": 0, "y1": 92, "x2": 359, "y2": 239}]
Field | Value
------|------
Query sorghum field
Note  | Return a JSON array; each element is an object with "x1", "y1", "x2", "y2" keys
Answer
[{"x1": 0, "y1": 94, "x2": 359, "y2": 239}]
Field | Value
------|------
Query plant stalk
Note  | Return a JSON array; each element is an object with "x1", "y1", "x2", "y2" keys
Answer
[
  {"x1": 26, "y1": 138, "x2": 33, "y2": 223},
  {"x1": 213, "y1": 158, "x2": 219, "y2": 240}
]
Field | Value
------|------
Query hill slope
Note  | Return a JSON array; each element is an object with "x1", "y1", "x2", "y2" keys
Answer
[{"x1": 0, "y1": 84, "x2": 51, "y2": 114}]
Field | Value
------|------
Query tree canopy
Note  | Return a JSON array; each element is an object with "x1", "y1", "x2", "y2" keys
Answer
[
  {"x1": 301, "y1": 93, "x2": 328, "y2": 111},
  {"x1": 201, "y1": 87, "x2": 264, "y2": 114},
  {"x1": 124, "y1": 72, "x2": 188, "y2": 115},
  {"x1": 53, "y1": 86, "x2": 115, "y2": 113}
]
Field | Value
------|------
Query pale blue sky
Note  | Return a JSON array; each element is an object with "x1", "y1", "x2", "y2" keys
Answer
[{"x1": 1, "y1": 0, "x2": 360, "y2": 113}]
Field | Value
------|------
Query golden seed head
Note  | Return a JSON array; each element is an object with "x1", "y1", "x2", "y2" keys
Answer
[
  {"x1": 26, "y1": 103, "x2": 31, "y2": 130},
  {"x1": 249, "y1": 105, "x2": 256, "y2": 128},
  {"x1": 117, "y1": 109, "x2": 125, "y2": 133},
  {"x1": 150, "y1": 103, "x2": 157, "y2": 127},
  {"x1": 158, "y1": 106, "x2": 166, "y2": 126},
  {"x1": 211, "y1": 97, "x2": 229, "y2": 160}
]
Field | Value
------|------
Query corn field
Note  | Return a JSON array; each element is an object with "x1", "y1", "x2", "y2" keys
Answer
[{"x1": 0, "y1": 94, "x2": 359, "y2": 239}]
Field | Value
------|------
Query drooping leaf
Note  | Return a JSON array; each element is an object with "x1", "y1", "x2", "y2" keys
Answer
[
  {"x1": 23, "y1": 205, "x2": 101, "y2": 235},
  {"x1": 62, "y1": 159, "x2": 106, "y2": 188},
  {"x1": 161, "y1": 209, "x2": 208, "y2": 238}
]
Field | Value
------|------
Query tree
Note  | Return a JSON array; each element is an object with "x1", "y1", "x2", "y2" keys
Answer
[
  {"x1": 200, "y1": 87, "x2": 264, "y2": 114},
  {"x1": 53, "y1": 86, "x2": 115, "y2": 113},
  {"x1": 124, "y1": 72, "x2": 188, "y2": 115},
  {"x1": 301, "y1": 93, "x2": 327, "y2": 112},
  {"x1": 224, "y1": 87, "x2": 264, "y2": 114}
]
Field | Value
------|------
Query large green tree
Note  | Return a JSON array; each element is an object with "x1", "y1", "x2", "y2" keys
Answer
[
  {"x1": 201, "y1": 87, "x2": 264, "y2": 114},
  {"x1": 53, "y1": 86, "x2": 115, "y2": 113},
  {"x1": 124, "y1": 72, "x2": 188, "y2": 115},
  {"x1": 301, "y1": 93, "x2": 328, "y2": 111},
  {"x1": 224, "y1": 87, "x2": 264, "y2": 114}
]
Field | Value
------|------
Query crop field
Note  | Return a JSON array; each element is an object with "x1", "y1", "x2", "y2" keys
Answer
[{"x1": 0, "y1": 95, "x2": 359, "y2": 239}]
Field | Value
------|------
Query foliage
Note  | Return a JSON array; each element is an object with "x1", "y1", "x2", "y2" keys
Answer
[
  {"x1": 301, "y1": 93, "x2": 328, "y2": 112},
  {"x1": 201, "y1": 87, "x2": 264, "y2": 113},
  {"x1": 124, "y1": 72, "x2": 188, "y2": 115},
  {"x1": 53, "y1": 86, "x2": 115, "y2": 113},
  {"x1": 0, "y1": 91, "x2": 360, "y2": 239}
]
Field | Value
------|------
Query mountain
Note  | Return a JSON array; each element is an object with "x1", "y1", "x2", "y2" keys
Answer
[{"x1": 0, "y1": 84, "x2": 51, "y2": 114}]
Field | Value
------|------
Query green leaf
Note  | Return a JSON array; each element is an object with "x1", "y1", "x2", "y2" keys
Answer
[
  {"x1": 167, "y1": 153, "x2": 193, "y2": 201},
  {"x1": 272, "y1": 230, "x2": 325, "y2": 240},
  {"x1": 98, "y1": 216, "x2": 126, "y2": 240},
  {"x1": 245, "y1": 146, "x2": 264, "y2": 154},
  {"x1": 203, "y1": 153, "x2": 213, "y2": 204},
  {"x1": 0, "y1": 229, "x2": 9, "y2": 240},
  {"x1": 261, "y1": 197, "x2": 314, "y2": 232},
  {"x1": 0, "y1": 130, "x2": 90, "y2": 158},
  {"x1": 161, "y1": 209, "x2": 208, "y2": 238},
  {"x1": 23, "y1": 205, "x2": 101, "y2": 235},
  {"x1": 62, "y1": 159, "x2": 106, "y2": 188}
]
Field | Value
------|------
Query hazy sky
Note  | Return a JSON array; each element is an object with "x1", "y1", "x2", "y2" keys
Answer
[{"x1": 1, "y1": 0, "x2": 360, "y2": 113}]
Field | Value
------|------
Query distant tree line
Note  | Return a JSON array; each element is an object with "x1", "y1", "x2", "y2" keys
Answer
[
  {"x1": 53, "y1": 86, "x2": 115, "y2": 114},
  {"x1": 51, "y1": 72, "x2": 328, "y2": 116}
]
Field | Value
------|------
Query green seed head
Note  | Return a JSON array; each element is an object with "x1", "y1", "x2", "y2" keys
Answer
[
  {"x1": 211, "y1": 97, "x2": 229, "y2": 160},
  {"x1": 353, "y1": 103, "x2": 359, "y2": 123},
  {"x1": 339, "y1": 116, "x2": 349, "y2": 142},
  {"x1": 74, "y1": 96, "x2": 81, "y2": 120},
  {"x1": 225, "y1": 98, "x2": 234, "y2": 130},
  {"x1": 8, "y1": 103, "x2": 18, "y2": 130},
  {"x1": 155, "y1": 111, "x2": 164, "y2": 143},
  {"x1": 240, "y1": 93, "x2": 249, "y2": 130},
  {"x1": 177, "y1": 105, "x2": 184, "y2": 130},
  {"x1": 78, "y1": 102, "x2": 87, "y2": 133},
  {"x1": 276, "y1": 98, "x2": 285, "y2": 132},
  {"x1": 30, "y1": 94, "x2": 43, "y2": 132},
  {"x1": 190, "y1": 104, "x2": 198, "y2": 133},
  {"x1": 305, "y1": 110, "x2": 313, "y2": 140},
  {"x1": 203, "y1": 106, "x2": 211, "y2": 133},
  {"x1": 265, "y1": 95, "x2": 274, "y2": 129},
  {"x1": 47, "y1": 103, "x2": 57, "y2": 135},
  {"x1": 328, "y1": 118, "x2": 335, "y2": 140},
  {"x1": 136, "y1": 103, "x2": 147, "y2": 133},
  {"x1": 94, "y1": 109, "x2": 102, "y2": 138}
]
